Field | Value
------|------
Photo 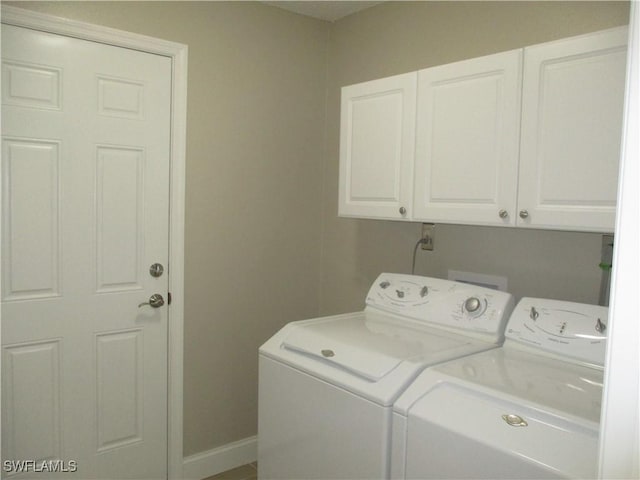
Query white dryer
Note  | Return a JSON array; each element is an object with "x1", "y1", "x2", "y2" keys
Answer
[
  {"x1": 258, "y1": 273, "x2": 514, "y2": 479},
  {"x1": 391, "y1": 297, "x2": 608, "y2": 479}
]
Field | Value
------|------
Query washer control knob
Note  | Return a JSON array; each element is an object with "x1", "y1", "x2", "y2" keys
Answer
[{"x1": 464, "y1": 297, "x2": 482, "y2": 314}]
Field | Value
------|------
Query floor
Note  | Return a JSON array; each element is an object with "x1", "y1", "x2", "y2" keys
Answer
[{"x1": 204, "y1": 462, "x2": 257, "y2": 480}]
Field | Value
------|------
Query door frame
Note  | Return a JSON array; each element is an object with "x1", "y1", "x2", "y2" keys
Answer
[
  {"x1": 598, "y1": 2, "x2": 640, "y2": 478},
  {"x1": 0, "y1": 6, "x2": 188, "y2": 479}
]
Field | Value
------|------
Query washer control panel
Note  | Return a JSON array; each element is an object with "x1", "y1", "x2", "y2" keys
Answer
[
  {"x1": 506, "y1": 297, "x2": 608, "y2": 366},
  {"x1": 365, "y1": 273, "x2": 515, "y2": 340}
]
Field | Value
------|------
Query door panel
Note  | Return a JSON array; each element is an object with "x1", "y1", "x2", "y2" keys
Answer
[
  {"x1": 2, "y1": 138, "x2": 61, "y2": 300},
  {"x1": 95, "y1": 146, "x2": 144, "y2": 292},
  {"x1": 3, "y1": 340, "x2": 63, "y2": 464},
  {"x1": 2, "y1": 24, "x2": 171, "y2": 479},
  {"x1": 95, "y1": 329, "x2": 143, "y2": 452}
]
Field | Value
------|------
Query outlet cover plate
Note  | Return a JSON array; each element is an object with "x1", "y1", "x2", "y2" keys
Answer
[{"x1": 421, "y1": 223, "x2": 434, "y2": 250}]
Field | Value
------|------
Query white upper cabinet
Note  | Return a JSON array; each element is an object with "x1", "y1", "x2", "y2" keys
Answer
[
  {"x1": 518, "y1": 27, "x2": 628, "y2": 232},
  {"x1": 339, "y1": 72, "x2": 417, "y2": 220},
  {"x1": 413, "y1": 50, "x2": 523, "y2": 226},
  {"x1": 338, "y1": 27, "x2": 627, "y2": 232}
]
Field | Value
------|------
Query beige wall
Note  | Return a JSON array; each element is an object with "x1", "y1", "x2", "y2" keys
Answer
[
  {"x1": 6, "y1": 0, "x2": 630, "y2": 461},
  {"x1": 6, "y1": 1, "x2": 329, "y2": 456},
  {"x1": 320, "y1": 1, "x2": 630, "y2": 316}
]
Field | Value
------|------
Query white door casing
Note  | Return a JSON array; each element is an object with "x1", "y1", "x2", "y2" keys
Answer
[
  {"x1": 599, "y1": 3, "x2": 640, "y2": 478},
  {"x1": 1, "y1": 6, "x2": 187, "y2": 479}
]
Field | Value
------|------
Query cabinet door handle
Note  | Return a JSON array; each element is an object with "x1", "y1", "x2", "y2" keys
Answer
[
  {"x1": 399, "y1": 206, "x2": 407, "y2": 216},
  {"x1": 499, "y1": 209, "x2": 509, "y2": 219},
  {"x1": 519, "y1": 210, "x2": 529, "y2": 219}
]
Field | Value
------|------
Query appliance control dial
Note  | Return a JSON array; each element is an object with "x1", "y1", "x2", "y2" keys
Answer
[
  {"x1": 464, "y1": 297, "x2": 481, "y2": 313},
  {"x1": 463, "y1": 297, "x2": 486, "y2": 317},
  {"x1": 505, "y1": 298, "x2": 609, "y2": 366},
  {"x1": 365, "y1": 273, "x2": 514, "y2": 339}
]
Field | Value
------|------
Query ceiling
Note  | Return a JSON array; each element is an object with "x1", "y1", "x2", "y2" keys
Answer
[{"x1": 264, "y1": 1, "x2": 384, "y2": 22}]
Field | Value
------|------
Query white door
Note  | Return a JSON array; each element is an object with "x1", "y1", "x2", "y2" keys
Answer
[
  {"x1": 2, "y1": 25, "x2": 171, "y2": 479},
  {"x1": 413, "y1": 50, "x2": 522, "y2": 226},
  {"x1": 518, "y1": 27, "x2": 627, "y2": 232},
  {"x1": 339, "y1": 72, "x2": 417, "y2": 220}
]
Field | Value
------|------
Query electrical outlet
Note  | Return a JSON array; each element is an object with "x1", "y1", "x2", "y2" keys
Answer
[{"x1": 421, "y1": 223, "x2": 434, "y2": 250}]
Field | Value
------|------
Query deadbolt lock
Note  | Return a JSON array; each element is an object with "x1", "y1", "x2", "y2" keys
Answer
[{"x1": 149, "y1": 263, "x2": 164, "y2": 277}]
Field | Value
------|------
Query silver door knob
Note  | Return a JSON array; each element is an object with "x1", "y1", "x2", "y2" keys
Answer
[
  {"x1": 519, "y1": 210, "x2": 529, "y2": 219},
  {"x1": 138, "y1": 294, "x2": 165, "y2": 308},
  {"x1": 399, "y1": 206, "x2": 407, "y2": 216},
  {"x1": 498, "y1": 209, "x2": 508, "y2": 219}
]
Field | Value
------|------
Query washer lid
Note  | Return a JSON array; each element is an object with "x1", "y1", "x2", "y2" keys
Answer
[
  {"x1": 394, "y1": 347, "x2": 603, "y2": 423},
  {"x1": 395, "y1": 348, "x2": 603, "y2": 479},
  {"x1": 261, "y1": 310, "x2": 498, "y2": 406},
  {"x1": 403, "y1": 382, "x2": 599, "y2": 480},
  {"x1": 282, "y1": 313, "x2": 471, "y2": 382}
]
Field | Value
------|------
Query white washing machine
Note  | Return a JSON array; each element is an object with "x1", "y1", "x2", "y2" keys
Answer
[
  {"x1": 391, "y1": 297, "x2": 608, "y2": 479},
  {"x1": 258, "y1": 273, "x2": 515, "y2": 479}
]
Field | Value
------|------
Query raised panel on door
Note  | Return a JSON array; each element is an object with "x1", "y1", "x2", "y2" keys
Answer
[
  {"x1": 2, "y1": 341, "x2": 63, "y2": 465},
  {"x1": 2, "y1": 138, "x2": 61, "y2": 301},
  {"x1": 518, "y1": 27, "x2": 628, "y2": 232},
  {"x1": 413, "y1": 50, "x2": 522, "y2": 226},
  {"x1": 339, "y1": 72, "x2": 416, "y2": 220}
]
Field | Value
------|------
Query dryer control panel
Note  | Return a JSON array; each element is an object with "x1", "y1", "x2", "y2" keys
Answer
[
  {"x1": 365, "y1": 273, "x2": 515, "y2": 343},
  {"x1": 506, "y1": 298, "x2": 608, "y2": 366}
]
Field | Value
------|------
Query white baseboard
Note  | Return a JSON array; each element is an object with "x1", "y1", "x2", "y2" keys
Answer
[{"x1": 182, "y1": 436, "x2": 257, "y2": 480}]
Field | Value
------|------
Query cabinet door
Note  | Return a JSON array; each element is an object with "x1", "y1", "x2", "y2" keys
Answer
[
  {"x1": 518, "y1": 27, "x2": 628, "y2": 232},
  {"x1": 413, "y1": 50, "x2": 522, "y2": 226},
  {"x1": 339, "y1": 72, "x2": 417, "y2": 220}
]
